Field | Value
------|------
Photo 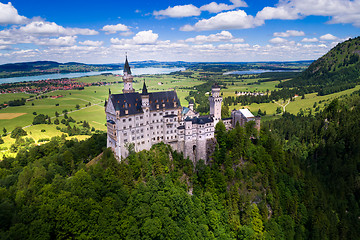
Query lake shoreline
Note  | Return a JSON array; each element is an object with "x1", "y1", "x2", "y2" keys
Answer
[{"x1": 0, "y1": 67, "x2": 185, "y2": 85}]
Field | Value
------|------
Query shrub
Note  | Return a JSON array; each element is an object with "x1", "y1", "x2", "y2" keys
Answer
[
  {"x1": 10, "y1": 127, "x2": 27, "y2": 139},
  {"x1": 33, "y1": 114, "x2": 47, "y2": 125}
]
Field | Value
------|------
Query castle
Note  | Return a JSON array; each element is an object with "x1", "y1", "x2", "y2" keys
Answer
[{"x1": 105, "y1": 57, "x2": 260, "y2": 162}]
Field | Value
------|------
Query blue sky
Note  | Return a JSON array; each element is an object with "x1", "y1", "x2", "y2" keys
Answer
[{"x1": 0, "y1": 0, "x2": 359, "y2": 64}]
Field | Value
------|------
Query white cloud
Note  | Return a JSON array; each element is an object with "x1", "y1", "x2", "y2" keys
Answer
[
  {"x1": 101, "y1": 23, "x2": 130, "y2": 34},
  {"x1": 111, "y1": 30, "x2": 159, "y2": 45},
  {"x1": 79, "y1": 40, "x2": 103, "y2": 46},
  {"x1": 320, "y1": 33, "x2": 338, "y2": 40},
  {"x1": 302, "y1": 37, "x2": 319, "y2": 42},
  {"x1": 0, "y1": 39, "x2": 13, "y2": 45},
  {"x1": 200, "y1": 0, "x2": 247, "y2": 13},
  {"x1": 273, "y1": 30, "x2": 305, "y2": 37},
  {"x1": 269, "y1": 37, "x2": 287, "y2": 44},
  {"x1": 38, "y1": 36, "x2": 77, "y2": 46},
  {"x1": 185, "y1": 31, "x2": 244, "y2": 43},
  {"x1": 119, "y1": 31, "x2": 134, "y2": 37},
  {"x1": 256, "y1": 0, "x2": 360, "y2": 27},
  {"x1": 0, "y1": 2, "x2": 27, "y2": 24},
  {"x1": 19, "y1": 21, "x2": 98, "y2": 36},
  {"x1": 180, "y1": 10, "x2": 263, "y2": 31},
  {"x1": 133, "y1": 30, "x2": 158, "y2": 44},
  {"x1": 256, "y1": 6, "x2": 300, "y2": 20},
  {"x1": 154, "y1": 4, "x2": 201, "y2": 18}
]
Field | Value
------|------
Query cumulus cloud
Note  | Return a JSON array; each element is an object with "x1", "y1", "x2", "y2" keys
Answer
[
  {"x1": 37, "y1": 36, "x2": 77, "y2": 46},
  {"x1": 180, "y1": 10, "x2": 262, "y2": 31},
  {"x1": 320, "y1": 33, "x2": 338, "y2": 40},
  {"x1": 19, "y1": 21, "x2": 98, "y2": 36},
  {"x1": 185, "y1": 31, "x2": 244, "y2": 43},
  {"x1": 200, "y1": 0, "x2": 247, "y2": 13},
  {"x1": 101, "y1": 23, "x2": 130, "y2": 34},
  {"x1": 273, "y1": 30, "x2": 305, "y2": 37},
  {"x1": 133, "y1": 30, "x2": 158, "y2": 44},
  {"x1": 0, "y1": 2, "x2": 27, "y2": 24},
  {"x1": 111, "y1": 30, "x2": 159, "y2": 45},
  {"x1": 79, "y1": 40, "x2": 103, "y2": 46},
  {"x1": 256, "y1": 6, "x2": 300, "y2": 20},
  {"x1": 153, "y1": 4, "x2": 201, "y2": 18},
  {"x1": 269, "y1": 37, "x2": 288, "y2": 44},
  {"x1": 302, "y1": 37, "x2": 319, "y2": 42},
  {"x1": 255, "y1": 0, "x2": 360, "y2": 27}
]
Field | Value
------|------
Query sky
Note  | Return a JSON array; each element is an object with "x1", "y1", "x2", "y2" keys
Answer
[{"x1": 0, "y1": 0, "x2": 359, "y2": 64}]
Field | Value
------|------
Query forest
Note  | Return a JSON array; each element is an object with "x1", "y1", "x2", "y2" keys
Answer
[{"x1": 0, "y1": 90, "x2": 359, "y2": 239}]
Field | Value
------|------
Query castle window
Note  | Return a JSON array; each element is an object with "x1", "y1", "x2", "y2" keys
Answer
[
  {"x1": 140, "y1": 116, "x2": 143, "y2": 119},
  {"x1": 123, "y1": 119, "x2": 126, "y2": 122},
  {"x1": 124, "y1": 139, "x2": 128, "y2": 143}
]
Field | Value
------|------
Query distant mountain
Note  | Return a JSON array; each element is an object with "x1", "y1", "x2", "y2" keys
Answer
[
  {"x1": 279, "y1": 36, "x2": 360, "y2": 95},
  {"x1": 0, "y1": 60, "x2": 314, "y2": 79}
]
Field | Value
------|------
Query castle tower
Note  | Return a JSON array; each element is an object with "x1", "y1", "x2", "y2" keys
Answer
[
  {"x1": 141, "y1": 80, "x2": 151, "y2": 149},
  {"x1": 122, "y1": 56, "x2": 135, "y2": 93},
  {"x1": 209, "y1": 83, "x2": 222, "y2": 126},
  {"x1": 255, "y1": 116, "x2": 261, "y2": 131}
]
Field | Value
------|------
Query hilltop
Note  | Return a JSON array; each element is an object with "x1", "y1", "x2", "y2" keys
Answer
[{"x1": 279, "y1": 36, "x2": 360, "y2": 95}]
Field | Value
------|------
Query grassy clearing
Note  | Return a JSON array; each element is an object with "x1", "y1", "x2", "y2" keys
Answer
[
  {"x1": 0, "y1": 92, "x2": 33, "y2": 104},
  {"x1": 1, "y1": 72, "x2": 359, "y2": 160},
  {"x1": 285, "y1": 85, "x2": 360, "y2": 114}
]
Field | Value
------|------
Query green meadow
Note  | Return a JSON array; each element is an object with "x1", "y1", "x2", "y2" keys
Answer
[{"x1": 1, "y1": 71, "x2": 359, "y2": 159}]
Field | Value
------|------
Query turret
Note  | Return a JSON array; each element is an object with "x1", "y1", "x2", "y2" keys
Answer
[
  {"x1": 209, "y1": 83, "x2": 222, "y2": 126},
  {"x1": 141, "y1": 80, "x2": 150, "y2": 108},
  {"x1": 122, "y1": 55, "x2": 135, "y2": 93},
  {"x1": 255, "y1": 116, "x2": 261, "y2": 131}
]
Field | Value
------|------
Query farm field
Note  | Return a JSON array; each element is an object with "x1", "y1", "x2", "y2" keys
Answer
[
  {"x1": 0, "y1": 92, "x2": 33, "y2": 104},
  {"x1": 1, "y1": 70, "x2": 360, "y2": 159}
]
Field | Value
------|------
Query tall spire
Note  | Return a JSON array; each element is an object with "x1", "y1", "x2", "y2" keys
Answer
[
  {"x1": 124, "y1": 54, "x2": 131, "y2": 75},
  {"x1": 122, "y1": 54, "x2": 135, "y2": 93},
  {"x1": 142, "y1": 79, "x2": 148, "y2": 94}
]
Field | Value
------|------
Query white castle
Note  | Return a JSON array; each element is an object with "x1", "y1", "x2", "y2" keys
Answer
[{"x1": 105, "y1": 57, "x2": 260, "y2": 162}]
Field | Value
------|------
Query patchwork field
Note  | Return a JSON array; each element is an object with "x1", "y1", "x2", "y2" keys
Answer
[
  {"x1": 0, "y1": 113, "x2": 27, "y2": 119},
  {"x1": 1, "y1": 71, "x2": 359, "y2": 159}
]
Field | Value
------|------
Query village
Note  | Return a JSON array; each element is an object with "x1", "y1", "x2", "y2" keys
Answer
[{"x1": 0, "y1": 77, "x2": 120, "y2": 95}]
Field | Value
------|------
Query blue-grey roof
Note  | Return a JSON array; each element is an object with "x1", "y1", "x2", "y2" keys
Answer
[
  {"x1": 110, "y1": 90, "x2": 181, "y2": 117},
  {"x1": 185, "y1": 116, "x2": 213, "y2": 124},
  {"x1": 182, "y1": 107, "x2": 190, "y2": 115},
  {"x1": 124, "y1": 56, "x2": 131, "y2": 74}
]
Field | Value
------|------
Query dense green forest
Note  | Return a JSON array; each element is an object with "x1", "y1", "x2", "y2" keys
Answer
[{"x1": 0, "y1": 90, "x2": 359, "y2": 239}]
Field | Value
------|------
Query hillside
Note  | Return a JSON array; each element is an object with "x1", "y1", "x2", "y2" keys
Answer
[
  {"x1": 0, "y1": 61, "x2": 120, "y2": 79},
  {"x1": 0, "y1": 90, "x2": 360, "y2": 239},
  {"x1": 279, "y1": 36, "x2": 360, "y2": 95}
]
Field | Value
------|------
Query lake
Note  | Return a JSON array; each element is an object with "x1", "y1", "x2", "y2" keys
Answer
[{"x1": 0, "y1": 67, "x2": 185, "y2": 84}]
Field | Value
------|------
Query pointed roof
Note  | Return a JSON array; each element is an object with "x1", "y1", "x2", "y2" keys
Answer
[
  {"x1": 124, "y1": 55, "x2": 131, "y2": 74},
  {"x1": 142, "y1": 79, "x2": 148, "y2": 94}
]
